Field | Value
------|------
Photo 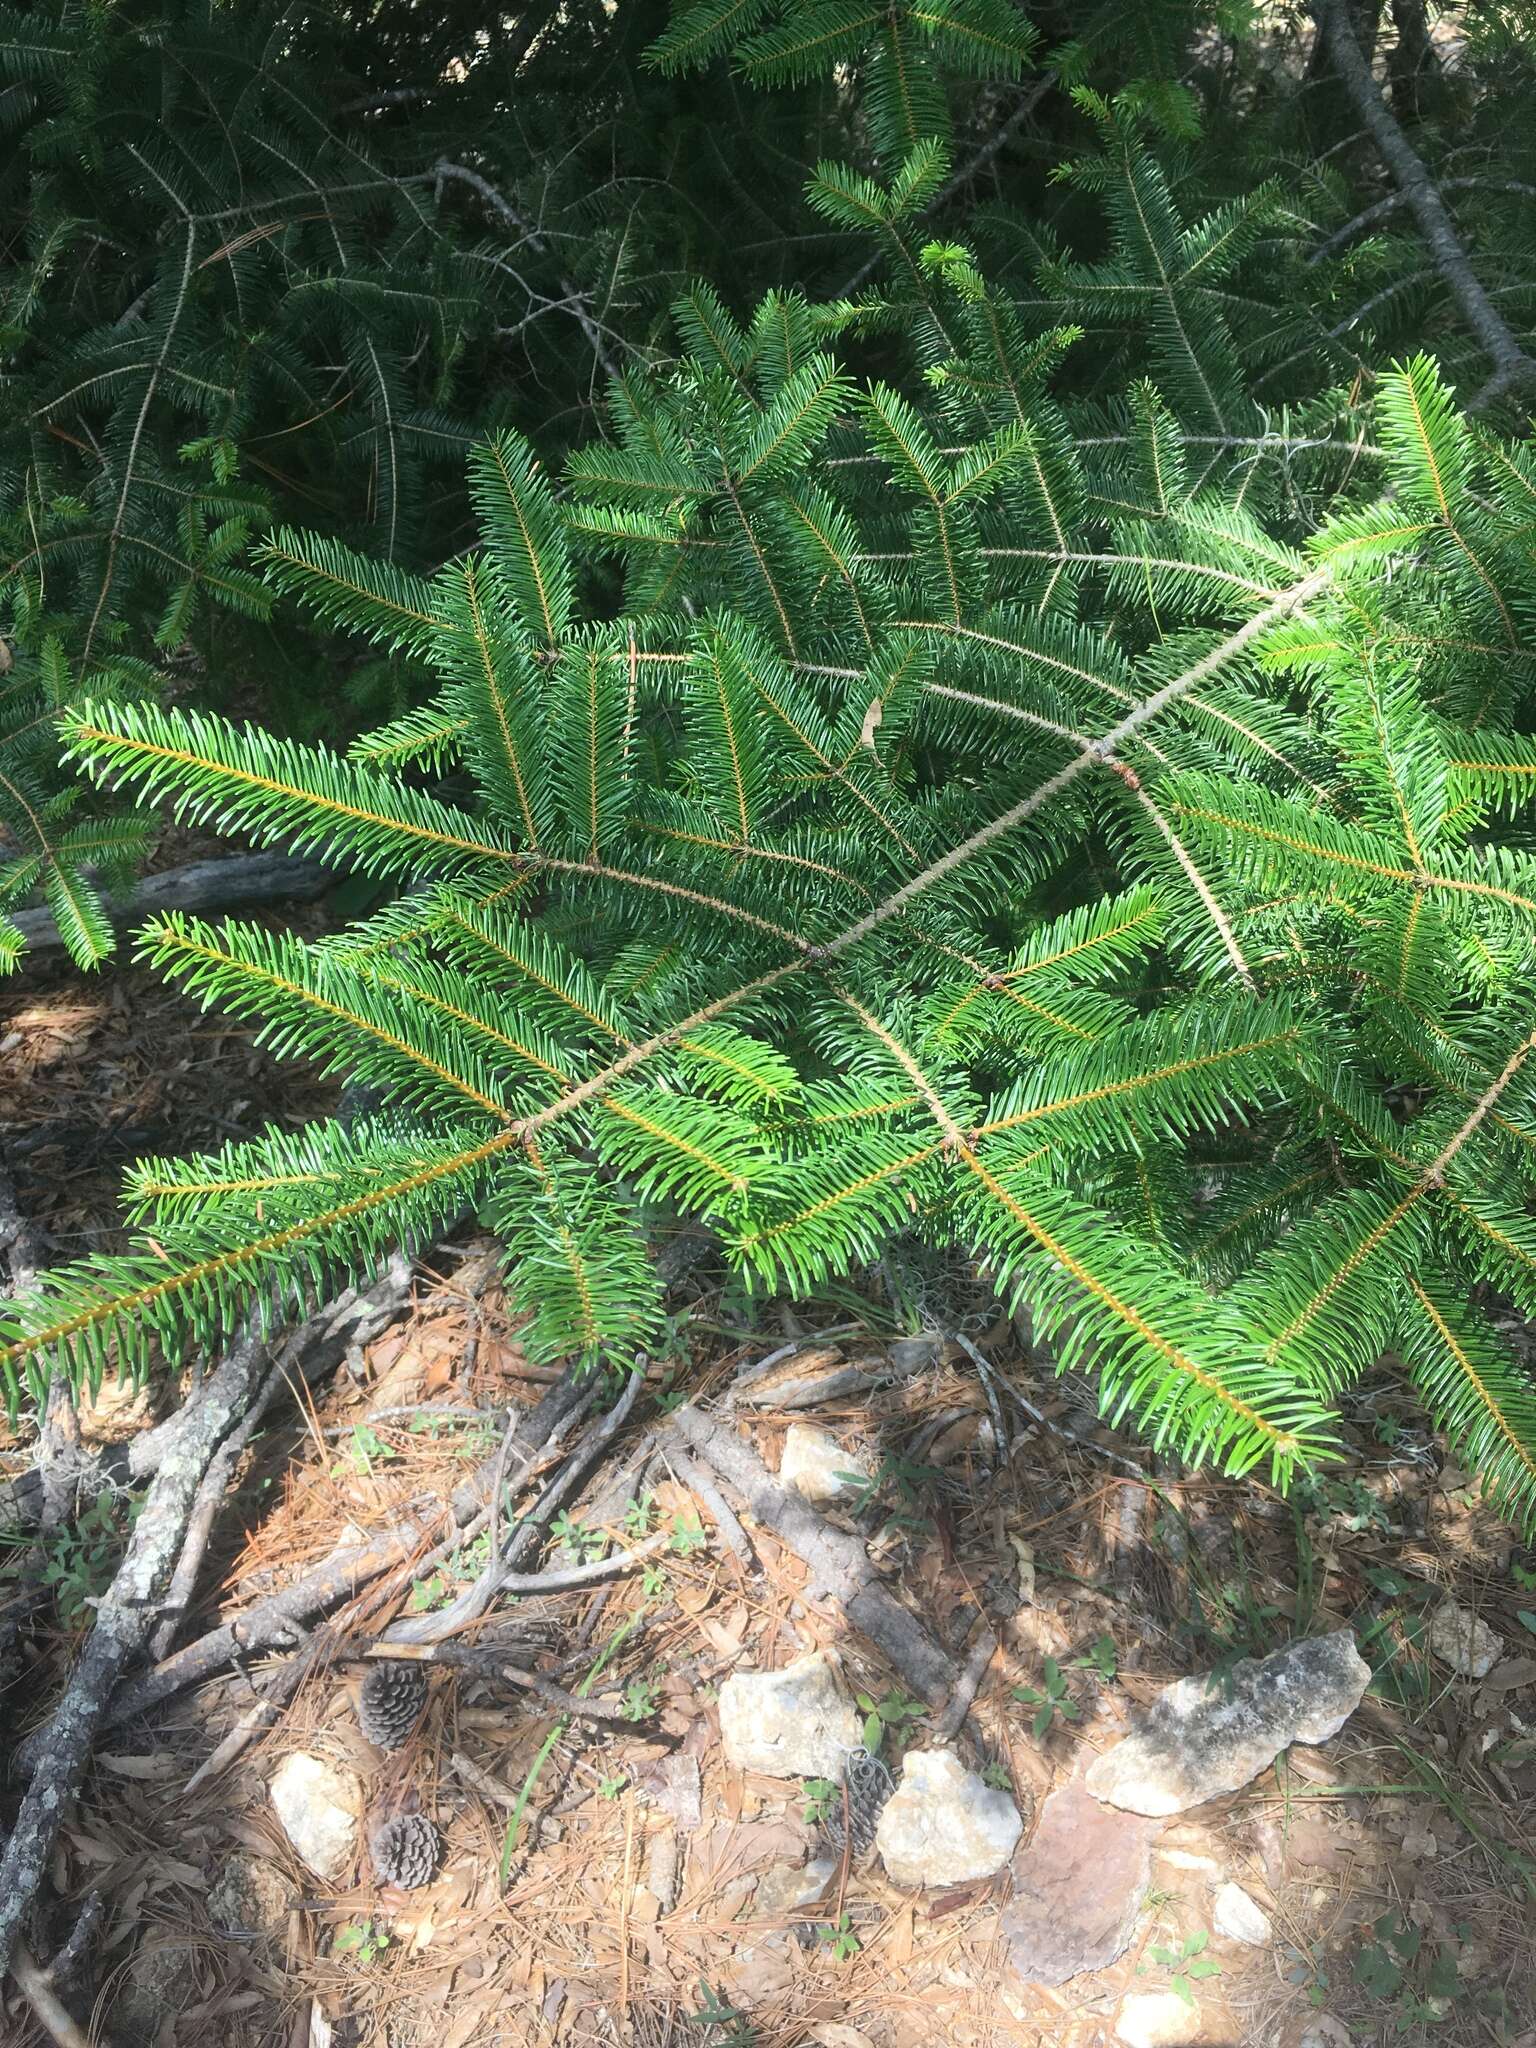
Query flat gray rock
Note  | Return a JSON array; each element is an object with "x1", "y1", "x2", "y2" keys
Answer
[
  {"x1": 1001, "y1": 1780, "x2": 1159, "y2": 1986},
  {"x1": 1085, "y1": 1629, "x2": 1370, "y2": 1817},
  {"x1": 1424, "y1": 1597, "x2": 1502, "y2": 1677},
  {"x1": 718, "y1": 1648, "x2": 861, "y2": 1780}
]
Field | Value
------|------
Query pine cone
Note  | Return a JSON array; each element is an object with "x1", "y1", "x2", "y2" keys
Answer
[
  {"x1": 370, "y1": 1813, "x2": 442, "y2": 1891},
  {"x1": 357, "y1": 1660, "x2": 429, "y2": 1750}
]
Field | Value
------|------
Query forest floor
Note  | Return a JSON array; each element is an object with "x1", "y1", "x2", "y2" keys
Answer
[{"x1": 3, "y1": 933, "x2": 1536, "y2": 2048}]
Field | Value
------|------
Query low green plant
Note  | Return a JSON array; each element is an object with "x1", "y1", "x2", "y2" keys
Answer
[
  {"x1": 856, "y1": 1687, "x2": 927, "y2": 1757},
  {"x1": 330, "y1": 1423, "x2": 389, "y2": 1477},
  {"x1": 622, "y1": 1676, "x2": 662, "y2": 1722},
  {"x1": 1351, "y1": 1910, "x2": 1482, "y2": 2031},
  {"x1": 1149, "y1": 1929, "x2": 1221, "y2": 2008},
  {"x1": 819, "y1": 1911, "x2": 861, "y2": 1962},
  {"x1": 802, "y1": 1777, "x2": 839, "y2": 1827},
  {"x1": 550, "y1": 1511, "x2": 608, "y2": 1561},
  {"x1": 669, "y1": 1512, "x2": 708, "y2": 1557},
  {"x1": 332, "y1": 1919, "x2": 391, "y2": 1964},
  {"x1": 1014, "y1": 1657, "x2": 1081, "y2": 1738},
  {"x1": 688, "y1": 1982, "x2": 757, "y2": 2046},
  {"x1": 0, "y1": 1489, "x2": 143, "y2": 1626}
]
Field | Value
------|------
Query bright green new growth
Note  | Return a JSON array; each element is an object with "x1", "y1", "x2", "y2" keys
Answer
[{"x1": 7, "y1": 130, "x2": 1536, "y2": 1531}]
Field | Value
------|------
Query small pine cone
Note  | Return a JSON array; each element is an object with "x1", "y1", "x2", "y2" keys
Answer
[
  {"x1": 357, "y1": 1660, "x2": 429, "y2": 1750},
  {"x1": 370, "y1": 1813, "x2": 442, "y2": 1891}
]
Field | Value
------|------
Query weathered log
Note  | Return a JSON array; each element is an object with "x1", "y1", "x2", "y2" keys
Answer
[
  {"x1": 8, "y1": 851, "x2": 336, "y2": 958},
  {"x1": 669, "y1": 1402, "x2": 953, "y2": 1705}
]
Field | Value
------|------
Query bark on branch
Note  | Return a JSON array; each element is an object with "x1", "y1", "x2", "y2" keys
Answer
[
  {"x1": 669, "y1": 1402, "x2": 953, "y2": 1705},
  {"x1": 1309, "y1": 0, "x2": 1536, "y2": 409},
  {"x1": 8, "y1": 853, "x2": 336, "y2": 960},
  {"x1": 0, "y1": 1327, "x2": 281, "y2": 1978}
]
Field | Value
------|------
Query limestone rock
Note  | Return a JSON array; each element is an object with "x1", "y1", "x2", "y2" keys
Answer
[
  {"x1": 779, "y1": 1422, "x2": 869, "y2": 1505},
  {"x1": 1425, "y1": 1597, "x2": 1502, "y2": 1678},
  {"x1": 1115, "y1": 1991, "x2": 1200, "y2": 2048},
  {"x1": 1212, "y1": 1880, "x2": 1271, "y2": 1946},
  {"x1": 750, "y1": 1852, "x2": 837, "y2": 1919},
  {"x1": 207, "y1": 1854, "x2": 290, "y2": 1938},
  {"x1": 718, "y1": 1649, "x2": 861, "y2": 1780},
  {"x1": 114, "y1": 1941, "x2": 199, "y2": 2046},
  {"x1": 1085, "y1": 1629, "x2": 1370, "y2": 1817},
  {"x1": 875, "y1": 1747, "x2": 1022, "y2": 1888},
  {"x1": 1001, "y1": 1780, "x2": 1158, "y2": 1986},
  {"x1": 268, "y1": 1752, "x2": 362, "y2": 1881}
]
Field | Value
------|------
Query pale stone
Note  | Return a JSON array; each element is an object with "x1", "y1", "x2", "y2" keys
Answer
[
  {"x1": 750, "y1": 1852, "x2": 837, "y2": 1919},
  {"x1": 779, "y1": 1422, "x2": 869, "y2": 1505},
  {"x1": 875, "y1": 1747, "x2": 1022, "y2": 1888},
  {"x1": 1085, "y1": 1629, "x2": 1370, "y2": 1817},
  {"x1": 1298, "y1": 2019, "x2": 1354, "y2": 2048},
  {"x1": 718, "y1": 1650, "x2": 861, "y2": 1780},
  {"x1": 1425, "y1": 1597, "x2": 1502, "y2": 1678},
  {"x1": 114, "y1": 1942, "x2": 199, "y2": 2046},
  {"x1": 1212, "y1": 1880, "x2": 1271, "y2": 1946},
  {"x1": 268, "y1": 1752, "x2": 362, "y2": 1881},
  {"x1": 1001, "y1": 1779, "x2": 1158, "y2": 1986},
  {"x1": 207, "y1": 1854, "x2": 290, "y2": 1937},
  {"x1": 1115, "y1": 1992, "x2": 1201, "y2": 2048}
]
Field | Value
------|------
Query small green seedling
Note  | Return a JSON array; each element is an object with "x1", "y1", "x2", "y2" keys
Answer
[
  {"x1": 406, "y1": 1568, "x2": 450, "y2": 1612},
  {"x1": 330, "y1": 1423, "x2": 388, "y2": 1477},
  {"x1": 981, "y1": 1761, "x2": 1012, "y2": 1791},
  {"x1": 819, "y1": 1911, "x2": 861, "y2": 1961},
  {"x1": 1075, "y1": 1634, "x2": 1118, "y2": 1683},
  {"x1": 550, "y1": 1511, "x2": 607, "y2": 1561},
  {"x1": 856, "y1": 1687, "x2": 926, "y2": 1756},
  {"x1": 1014, "y1": 1657, "x2": 1081, "y2": 1737},
  {"x1": 622, "y1": 1494, "x2": 654, "y2": 1538},
  {"x1": 669, "y1": 1511, "x2": 708, "y2": 1556},
  {"x1": 688, "y1": 1981, "x2": 757, "y2": 2045},
  {"x1": 622, "y1": 1676, "x2": 661, "y2": 1722},
  {"x1": 26, "y1": 1490, "x2": 142, "y2": 1626},
  {"x1": 802, "y1": 1777, "x2": 839, "y2": 1827},
  {"x1": 1150, "y1": 1930, "x2": 1220, "y2": 2008},
  {"x1": 641, "y1": 1562, "x2": 668, "y2": 1598},
  {"x1": 333, "y1": 1918, "x2": 391, "y2": 1964},
  {"x1": 597, "y1": 1773, "x2": 628, "y2": 1800}
]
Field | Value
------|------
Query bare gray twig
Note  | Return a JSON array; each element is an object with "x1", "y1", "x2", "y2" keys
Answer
[{"x1": 1309, "y1": 0, "x2": 1536, "y2": 409}]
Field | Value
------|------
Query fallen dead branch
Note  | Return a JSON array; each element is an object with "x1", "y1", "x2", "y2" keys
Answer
[
  {"x1": 1310, "y1": 0, "x2": 1536, "y2": 407},
  {"x1": 95, "y1": 1359, "x2": 593, "y2": 1732},
  {"x1": 6, "y1": 850, "x2": 336, "y2": 958},
  {"x1": 0, "y1": 1322, "x2": 285, "y2": 1977},
  {"x1": 8, "y1": 1939, "x2": 97, "y2": 2048},
  {"x1": 669, "y1": 1401, "x2": 953, "y2": 1704}
]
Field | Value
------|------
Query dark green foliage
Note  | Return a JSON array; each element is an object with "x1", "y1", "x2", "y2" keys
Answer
[
  {"x1": 3, "y1": 6, "x2": 1536, "y2": 1537},
  {"x1": 6, "y1": 121, "x2": 1536, "y2": 1535}
]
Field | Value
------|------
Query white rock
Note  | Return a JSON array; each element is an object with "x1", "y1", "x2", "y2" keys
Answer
[
  {"x1": 1298, "y1": 2019, "x2": 1354, "y2": 2048},
  {"x1": 779, "y1": 1423, "x2": 869, "y2": 1505},
  {"x1": 268, "y1": 1753, "x2": 362, "y2": 1881},
  {"x1": 750, "y1": 1853, "x2": 838, "y2": 1918},
  {"x1": 1086, "y1": 1629, "x2": 1371, "y2": 1817},
  {"x1": 1425, "y1": 1597, "x2": 1502, "y2": 1678},
  {"x1": 1115, "y1": 1991, "x2": 1201, "y2": 2048},
  {"x1": 718, "y1": 1649, "x2": 861, "y2": 1780},
  {"x1": 1212, "y1": 1880, "x2": 1271, "y2": 1946},
  {"x1": 875, "y1": 1747, "x2": 1022, "y2": 1888}
]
